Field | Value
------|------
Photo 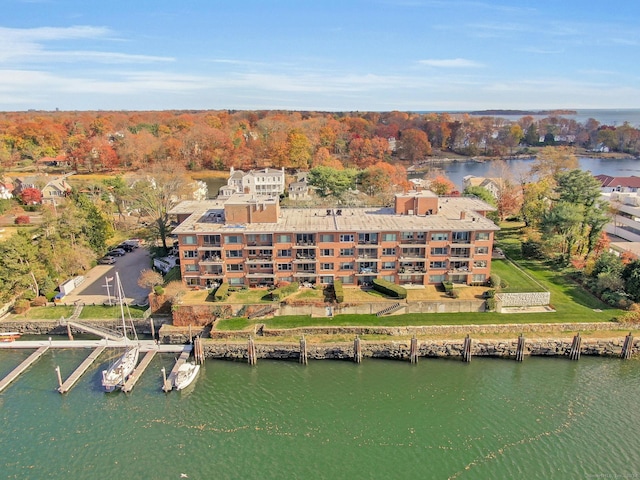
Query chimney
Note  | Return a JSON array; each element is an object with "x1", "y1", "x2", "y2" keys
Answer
[{"x1": 460, "y1": 211, "x2": 466, "y2": 220}]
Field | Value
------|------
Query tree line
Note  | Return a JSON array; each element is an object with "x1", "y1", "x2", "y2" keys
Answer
[{"x1": 1, "y1": 110, "x2": 639, "y2": 175}]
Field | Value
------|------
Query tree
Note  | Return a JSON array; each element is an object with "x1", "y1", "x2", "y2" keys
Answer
[
  {"x1": 307, "y1": 166, "x2": 357, "y2": 198},
  {"x1": 541, "y1": 201, "x2": 582, "y2": 265},
  {"x1": 19, "y1": 187, "x2": 42, "y2": 205},
  {"x1": 428, "y1": 175, "x2": 456, "y2": 195},
  {"x1": 622, "y1": 260, "x2": 640, "y2": 302},
  {"x1": 138, "y1": 269, "x2": 163, "y2": 289},
  {"x1": 132, "y1": 165, "x2": 192, "y2": 252},
  {"x1": 463, "y1": 186, "x2": 499, "y2": 223},
  {"x1": 529, "y1": 146, "x2": 578, "y2": 180},
  {"x1": 398, "y1": 129, "x2": 432, "y2": 162}
]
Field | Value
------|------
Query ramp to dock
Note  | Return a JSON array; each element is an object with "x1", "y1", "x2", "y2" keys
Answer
[
  {"x1": 58, "y1": 346, "x2": 106, "y2": 394},
  {"x1": 0, "y1": 346, "x2": 49, "y2": 393},
  {"x1": 163, "y1": 350, "x2": 192, "y2": 392},
  {"x1": 121, "y1": 350, "x2": 157, "y2": 393},
  {"x1": 65, "y1": 321, "x2": 125, "y2": 342}
]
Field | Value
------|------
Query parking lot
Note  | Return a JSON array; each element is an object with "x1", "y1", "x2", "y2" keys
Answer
[{"x1": 62, "y1": 247, "x2": 152, "y2": 305}]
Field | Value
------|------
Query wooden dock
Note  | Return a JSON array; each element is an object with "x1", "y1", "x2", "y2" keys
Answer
[
  {"x1": 57, "y1": 346, "x2": 106, "y2": 394},
  {"x1": 0, "y1": 346, "x2": 49, "y2": 393},
  {"x1": 163, "y1": 350, "x2": 191, "y2": 392},
  {"x1": 121, "y1": 350, "x2": 157, "y2": 393}
]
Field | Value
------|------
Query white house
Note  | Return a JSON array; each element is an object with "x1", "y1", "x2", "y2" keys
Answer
[{"x1": 219, "y1": 167, "x2": 285, "y2": 197}]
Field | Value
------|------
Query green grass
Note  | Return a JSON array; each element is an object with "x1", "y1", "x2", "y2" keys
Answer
[
  {"x1": 78, "y1": 304, "x2": 148, "y2": 319},
  {"x1": 226, "y1": 289, "x2": 274, "y2": 304},
  {"x1": 163, "y1": 266, "x2": 181, "y2": 284},
  {"x1": 11, "y1": 305, "x2": 73, "y2": 320},
  {"x1": 491, "y1": 259, "x2": 546, "y2": 292}
]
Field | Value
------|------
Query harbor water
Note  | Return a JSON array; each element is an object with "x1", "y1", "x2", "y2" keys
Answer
[{"x1": 1, "y1": 348, "x2": 640, "y2": 479}]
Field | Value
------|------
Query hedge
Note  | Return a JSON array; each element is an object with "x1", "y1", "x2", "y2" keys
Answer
[
  {"x1": 372, "y1": 278, "x2": 407, "y2": 299},
  {"x1": 442, "y1": 281, "x2": 454, "y2": 293},
  {"x1": 213, "y1": 282, "x2": 230, "y2": 302},
  {"x1": 271, "y1": 282, "x2": 300, "y2": 301},
  {"x1": 333, "y1": 280, "x2": 344, "y2": 303}
]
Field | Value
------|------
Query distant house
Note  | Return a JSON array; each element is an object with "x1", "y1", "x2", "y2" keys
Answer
[
  {"x1": 36, "y1": 154, "x2": 70, "y2": 169},
  {"x1": 288, "y1": 172, "x2": 310, "y2": 200},
  {"x1": 41, "y1": 178, "x2": 72, "y2": 204},
  {"x1": 218, "y1": 167, "x2": 285, "y2": 198},
  {"x1": 0, "y1": 179, "x2": 13, "y2": 199},
  {"x1": 594, "y1": 175, "x2": 640, "y2": 193},
  {"x1": 462, "y1": 175, "x2": 505, "y2": 199}
]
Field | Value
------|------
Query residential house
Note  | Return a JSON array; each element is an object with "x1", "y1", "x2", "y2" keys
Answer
[
  {"x1": 0, "y1": 178, "x2": 13, "y2": 200},
  {"x1": 462, "y1": 175, "x2": 505, "y2": 199},
  {"x1": 218, "y1": 167, "x2": 285, "y2": 198},
  {"x1": 288, "y1": 172, "x2": 310, "y2": 200},
  {"x1": 595, "y1": 174, "x2": 640, "y2": 243},
  {"x1": 170, "y1": 190, "x2": 499, "y2": 289}
]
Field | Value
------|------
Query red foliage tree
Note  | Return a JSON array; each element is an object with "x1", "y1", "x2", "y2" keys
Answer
[
  {"x1": 20, "y1": 187, "x2": 42, "y2": 205},
  {"x1": 15, "y1": 215, "x2": 30, "y2": 224}
]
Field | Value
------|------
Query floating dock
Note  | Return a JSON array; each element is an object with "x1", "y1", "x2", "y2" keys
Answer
[
  {"x1": 163, "y1": 350, "x2": 192, "y2": 392},
  {"x1": 121, "y1": 350, "x2": 157, "y2": 393},
  {"x1": 57, "y1": 346, "x2": 106, "y2": 394},
  {"x1": 0, "y1": 346, "x2": 49, "y2": 393}
]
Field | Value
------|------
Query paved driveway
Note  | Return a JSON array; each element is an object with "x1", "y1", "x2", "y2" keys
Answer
[{"x1": 63, "y1": 248, "x2": 152, "y2": 305}]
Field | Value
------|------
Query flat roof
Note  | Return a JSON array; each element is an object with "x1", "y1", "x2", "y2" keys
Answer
[{"x1": 172, "y1": 196, "x2": 499, "y2": 234}]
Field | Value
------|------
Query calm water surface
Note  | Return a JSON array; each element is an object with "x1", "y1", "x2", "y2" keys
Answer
[{"x1": 1, "y1": 349, "x2": 639, "y2": 479}]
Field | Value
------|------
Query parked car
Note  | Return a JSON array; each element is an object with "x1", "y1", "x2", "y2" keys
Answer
[
  {"x1": 107, "y1": 248, "x2": 126, "y2": 257},
  {"x1": 98, "y1": 256, "x2": 116, "y2": 265},
  {"x1": 117, "y1": 243, "x2": 134, "y2": 252}
]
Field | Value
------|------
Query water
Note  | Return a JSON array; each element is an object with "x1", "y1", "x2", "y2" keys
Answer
[
  {"x1": 2, "y1": 348, "x2": 640, "y2": 479},
  {"x1": 429, "y1": 156, "x2": 640, "y2": 190},
  {"x1": 466, "y1": 109, "x2": 640, "y2": 128}
]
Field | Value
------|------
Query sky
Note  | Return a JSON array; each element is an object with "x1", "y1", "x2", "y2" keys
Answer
[{"x1": 1, "y1": 0, "x2": 639, "y2": 112}]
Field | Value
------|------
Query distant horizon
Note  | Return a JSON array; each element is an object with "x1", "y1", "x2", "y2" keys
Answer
[{"x1": 1, "y1": 1, "x2": 639, "y2": 111}]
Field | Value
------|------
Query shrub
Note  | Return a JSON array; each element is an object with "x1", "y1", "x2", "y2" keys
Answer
[
  {"x1": 522, "y1": 240, "x2": 544, "y2": 259},
  {"x1": 488, "y1": 274, "x2": 501, "y2": 289},
  {"x1": 14, "y1": 215, "x2": 30, "y2": 225},
  {"x1": 485, "y1": 298, "x2": 497, "y2": 311},
  {"x1": 44, "y1": 291, "x2": 57, "y2": 302},
  {"x1": 448, "y1": 289, "x2": 460, "y2": 299},
  {"x1": 372, "y1": 278, "x2": 407, "y2": 299},
  {"x1": 485, "y1": 289, "x2": 496, "y2": 298},
  {"x1": 32, "y1": 296, "x2": 48, "y2": 307},
  {"x1": 333, "y1": 280, "x2": 344, "y2": 303},
  {"x1": 153, "y1": 285, "x2": 165, "y2": 296},
  {"x1": 442, "y1": 281, "x2": 454, "y2": 293},
  {"x1": 271, "y1": 282, "x2": 300, "y2": 301},
  {"x1": 14, "y1": 299, "x2": 31, "y2": 314},
  {"x1": 213, "y1": 282, "x2": 229, "y2": 302}
]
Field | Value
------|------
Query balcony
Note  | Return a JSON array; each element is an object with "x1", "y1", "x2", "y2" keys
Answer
[
  {"x1": 200, "y1": 255, "x2": 223, "y2": 264},
  {"x1": 246, "y1": 256, "x2": 274, "y2": 263}
]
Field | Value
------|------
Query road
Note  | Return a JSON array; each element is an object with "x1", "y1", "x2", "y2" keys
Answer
[{"x1": 63, "y1": 248, "x2": 152, "y2": 305}]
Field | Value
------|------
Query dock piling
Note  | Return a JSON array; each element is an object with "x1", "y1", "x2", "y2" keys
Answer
[
  {"x1": 410, "y1": 336, "x2": 419, "y2": 364},
  {"x1": 247, "y1": 336, "x2": 257, "y2": 365},
  {"x1": 516, "y1": 334, "x2": 525, "y2": 362},
  {"x1": 150, "y1": 317, "x2": 156, "y2": 340},
  {"x1": 462, "y1": 334, "x2": 472, "y2": 362},
  {"x1": 55, "y1": 366, "x2": 63, "y2": 390},
  {"x1": 622, "y1": 332, "x2": 634, "y2": 360},
  {"x1": 354, "y1": 336, "x2": 362, "y2": 364},
  {"x1": 299, "y1": 336, "x2": 308, "y2": 365},
  {"x1": 66, "y1": 324, "x2": 74, "y2": 341},
  {"x1": 569, "y1": 333, "x2": 581, "y2": 360}
]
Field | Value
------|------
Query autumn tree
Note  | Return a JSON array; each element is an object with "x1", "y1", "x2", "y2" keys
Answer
[
  {"x1": 398, "y1": 128, "x2": 432, "y2": 162},
  {"x1": 307, "y1": 166, "x2": 357, "y2": 198},
  {"x1": 529, "y1": 146, "x2": 578, "y2": 180},
  {"x1": 428, "y1": 175, "x2": 456, "y2": 195},
  {"x1": 19, "y1": 187, "x2": 42, "y2": 205}
]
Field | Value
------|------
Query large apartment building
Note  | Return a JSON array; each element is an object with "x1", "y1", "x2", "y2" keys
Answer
[{"x1": 170, "y1": 190, "x2": 499, "y2": 288}]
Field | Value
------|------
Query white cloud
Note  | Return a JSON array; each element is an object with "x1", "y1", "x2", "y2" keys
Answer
[{"x1": 418, "y1": 58, "x2": 484, "y2": 68}]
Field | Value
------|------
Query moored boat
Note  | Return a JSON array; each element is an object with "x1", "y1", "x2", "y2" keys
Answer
[
  {"x1": 101, "y1": 272, "x2": 139, "y2": 392},
  {"x1": 0, "y1": 332, "x2": 21, "y2": 342},
  {"x1": 173, "y1": 362, "x2": 200, "y2": 390}
]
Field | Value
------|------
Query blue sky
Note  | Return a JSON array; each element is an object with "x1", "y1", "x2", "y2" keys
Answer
[{"x1": 1, "y1": 0, "x2": 639, "y2": 111}]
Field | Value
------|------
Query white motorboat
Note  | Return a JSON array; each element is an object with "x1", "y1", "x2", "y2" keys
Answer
[
  {"x1": 101, "y1": 272, "x2": 139, "y2": 392},
  {"x1": 173, "y1": 362, "x2": 200, "y2": 390}
]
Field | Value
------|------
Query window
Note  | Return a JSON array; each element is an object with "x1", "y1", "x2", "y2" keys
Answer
[
  {"x1": 320, "y1": 276, "x2": 334, "y2": 284},
  {"x1": 382, "y1": 233, "x2": 397, "y2": 242},
  {"x1": 186, "y1": 277, "x2": 199, "y2": 286},
  {"x1": 430, "y1": 232, "x2": 448, "y2": 241},
  {"x1": 278, "y1": 249, "x2": 292, "y2": 257},
  {"x1": 181, "y1": 235, "x2": 196, "y2": 245},
  {"x1": 184, "y1": 264, "x2": 198, "y2": 272},
  {"x1": 382, "y1": 275, "x2": 395, "y2": 282},
  {"x1": 340, "y1": 234, "x2": 354, "y2": 242},
  {"x1": 279, "y1": 276, "x2": 293, "y2": 283},
  {"x1": 476, "y1": 232, "x2": 490, "y2": 241},
  {"x1": 321, "y1": 249, "x2": 334, "y2": 257},
  {"x1": 340, "y1": 262, "x2": 354, "y2": 270},
  {"x1": 430, "y1": 247, "x2": 448, "y2": 255},
  {"x1": 228, "y1": 277, "x2": 244, "y2": 285},
  {"x1": 183, "y1": 250, "x2": 197, "y2": 258},
  {"x1": 277, "y1": 263, "x2": 292, "y2": 271},
  {"x1": 320, "y1": 234, "x2": 334, "y2": 242},
  {"x1": 429, "y1": 261, "x2": 447, "y2": 269},
  {"x1": 382, "y1": 247, "x2": 396, "y2": 256},
  {"x1": 321, "y1": 263, "x2": 334, "y2": 270},
  {"x1": 358, "y1": 233, "x2": 378, "y2": 244},
  {"x1": 474, "y1": 260, "x2": 487, "y2": 268},
  {"x1": 339, "y1": 248, "x2": 354, "y2": 256},
  {"x1": 340, "y1": 275, "x2": 355, "y2": 284},
  {"x1": 452, "y1": 231, "x2": 470, "y2": 243},
  {"x1": 277, "y1": 234, "x2": 291, "y2": 243},
  {"x1": 401, "y1": 232, "x2": 414, "y2": 241},
  {"x1": 224, "y1": 235, "x2": 242, "y2": 244},
  {"x1": 226, "y1": 250, "x2": 243, "y2": 258},
  {"x1": 472, "y1": 274, "x2": 486, "y2": 283},
  {"x1": 429, "y1": 274, "x2": 446, "y2": 283},
  {"x1": 203, "y1": 235, "x2": 220, "y2": 245},
  {"x1": 382, "y1": 261, "x2": 395, "y2": 270},
  {"x1": 226, "y1": 264, "x2": 244, "y2": 272},
  {"x1": 475, "y1": 247, "x2": 489, "y2": 255}
]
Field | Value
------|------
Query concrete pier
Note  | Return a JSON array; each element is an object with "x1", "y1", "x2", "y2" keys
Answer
[
  {"x1": 58, "y1": 346, "x2": 106, "y2": 394},
  {"x1": 121, "y1": 350, "x2": 157, "y2": 393},
  {"x1": 0, "y1": 346, "x2": 49, "y2": 393}
]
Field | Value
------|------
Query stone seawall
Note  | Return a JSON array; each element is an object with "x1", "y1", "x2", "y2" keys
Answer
[
  {"x1": 0, "y1": 317, "x2": 170, "y2": 336},
  {"x1": 209, "y1": 322, "x2": 635, "y2": 339},
  {"x1": 201, "y1": 336, "x2": 638, "y2": 361}
]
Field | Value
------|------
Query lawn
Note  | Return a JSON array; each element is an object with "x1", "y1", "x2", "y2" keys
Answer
[
  {"x1": 226, "y1": 288, "x2": 274, "y2": 304},
  {"x1": 9, "y1": 304, "x2": 147, "y2": 320},
  {"x1": 78, "y1": 304, "x2": 148, "y2": 319},
  {"x1": 490, "y1": 259, "x2": 546, "y2": 293},
  {"x1": 10, "y1": 305, "x2": 73, "y2": 320}
]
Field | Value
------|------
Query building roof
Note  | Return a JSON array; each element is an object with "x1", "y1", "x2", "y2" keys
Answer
[
  {"x1": 595, "y1": 174, "x2": 640, "y2": 188},
  {"x1": 172, "y1": 196, "x2": 499, "y2": 235}
]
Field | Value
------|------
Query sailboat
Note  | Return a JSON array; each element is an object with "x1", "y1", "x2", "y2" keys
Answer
[{"x1": 101, "y1": 272, "x2": 139, "y2": 392}]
